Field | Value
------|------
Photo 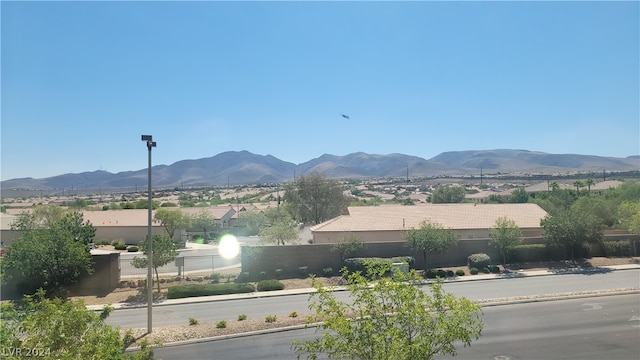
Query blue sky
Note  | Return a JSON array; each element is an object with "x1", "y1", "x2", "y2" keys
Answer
[{"x1": 1, "y1": 1, "x2": 638, "y2": 181}]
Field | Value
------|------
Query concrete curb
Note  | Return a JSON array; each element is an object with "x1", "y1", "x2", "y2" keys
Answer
[{"x1": 88, "y1": 264, "x2": 640, "y2": 311}]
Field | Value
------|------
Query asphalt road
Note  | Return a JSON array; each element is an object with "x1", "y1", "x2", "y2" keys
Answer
[
  {"x1": 106, "y1": 269, "x2": 640, "y2": 329},
  {"x1": 153, "y1": 293, "x2": 640, "y2": 360}
]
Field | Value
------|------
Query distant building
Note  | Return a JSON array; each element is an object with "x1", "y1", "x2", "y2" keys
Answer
[{"x1": 310, "y1": 203, "x2": 549, "y2": 244}]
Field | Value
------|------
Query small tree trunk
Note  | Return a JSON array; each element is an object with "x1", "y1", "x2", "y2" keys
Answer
[
  {"x1": 155, "y1": 267, "x2": 161, "y2": 293},
  {"x1": 423, "y1": 251, "x2": 427, "y2": 270}
]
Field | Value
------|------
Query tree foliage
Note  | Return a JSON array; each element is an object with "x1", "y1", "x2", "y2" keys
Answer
[
  {"x1": 431, "y1": 185, "x2": 466, "y2": 203},
  {"x1": 10, "y1": 205, "x2": 67, "y2": 231},
  {"x1": 154, "y1": 208, "x2": 189, "y2": 239},
  {"x1": 283, "y1": 173, "x2": 350, "y2": 225},
  {"x1": 2, "y1": 213, "x2": 95, "y2": 297},
  {"x1": 292, "y1": 265, "x2": 483, "y2": 360},
  {"x1": 508, "y1": 187, "x2": 529, "y2": 203},
  {"x1": 331, "y1": 233, "x2": 364, "y2": 262},
  {"x1": 132, "y1": 235, "x2": 178, "y2": 292},
  {"x1": 489, "y1": 217, "x2": 523, "y2": 265},
  {"x1": 258, "y1": 208, "x2": 300, "y2": 245},
  {"x1": 189, "y1": 210, "x2": 217, "y2": 240},
  {"x1": 0, "y1": 289, "x2": 157, "y2": 359},
  {"x1": 618, "y1": 201, "x2": 640, "y2": 234},
  {"x1": 406, "y1": 221, "x2": 459, "y2": 269},
  {"x1": 540, "y1": 208, "x2": 604, "y2": 261}
]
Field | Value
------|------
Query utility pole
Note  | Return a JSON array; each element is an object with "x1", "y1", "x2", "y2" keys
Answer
[{"x1": 141, "y1": 135, "x2": 156, "y2": 334}]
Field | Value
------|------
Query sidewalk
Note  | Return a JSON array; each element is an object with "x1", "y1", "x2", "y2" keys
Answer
[{"x1": 87, "y1": 264, "x2": 640, "y2": 311}]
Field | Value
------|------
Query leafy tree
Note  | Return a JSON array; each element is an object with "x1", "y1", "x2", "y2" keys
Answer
[
  {"x1": 10, "y1": 204, "x2": 67, "y2": 231},
  {"x1": 572, "y1": 195, "x2": 618, "y2": 227},
  {"x1": 532, "y1": 188, "x2": 577, "y2": 215},
  {"x1": 190, "y1": 210, "x2": 217, "y2": 240},
  {"x1": 489, "y1": 217, "x2": 523, "y2": 265},
  {"x1": 283, "y1": 172, "x2": 351, "y2": 225},
  {"x1": 486, "y1": 194, "x2": 504, "y2": 204},
  {"x1": 292, "y1": 265, "x2": 483, "y2": 360},
  {"x1": 431, "y1": 185, "x2": 466, "y2": 203},
  {"x1": 618, "y1": 201, "x2": 640, "y2": 234},
  {"x1": 259, "y1": 221, "x2": 299, "y2": 245},
  {"x1": 154, "y1": 209, "x2": 189, "y2": 239},
  {"x1": 0, "y1": 289, "x2": 157, "y2": 359},
  {"x1": 241, "y1": 210, "x2": 267, "y2": 235},
  {"x1": 2, "y1": 213, "x2": 95, "y2": 297},
  {"x1": 331, "y1": 233, "x2": 364, "y2": 262},
  {"x1": 59, "y1": 211, "x2": 96, "y2": 245},
  {"x1": 541, "y1": 209, "x2": 604, "y2": 261},
  {"x1": 508, "y1": 187, "x2": 529, "y2": 203},
  {"x1": 406, "y1": 221, "x2": 458, "y2": 269},
  {"x1": 132, "y1": 235, "x2": 178, "y2": 292}
]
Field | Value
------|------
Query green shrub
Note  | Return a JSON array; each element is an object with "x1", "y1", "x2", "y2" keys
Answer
[
  {"x1": 468, "y1": 253, "x2": 491, "y2": 269},
  {"x1": 189, "y1": 317, "x2": 199, "y2": 325},
  {"x1": 238, "y1": 314, "x2": 247, "y2": 321},
  {"x1": 111, "y1": 239, "x2": 124, "y2": 246},
  {"x1": 161, "y1": 202, "x2": 178, "y2": 207},
  {"x1": 127, "y1": 246, "x2": 139, "y2": 252},
  {"x1": 114, "y1": 243, "x2": 127, "y2": 251},
  {"x1": 424, "y1": 269, "x2": 438, "y2": 279},
  {"x1": 322, "y1": 267, "x2": 334, "y2": 277},
  {"x1": 482, "y1": 267, "x2": 490, "y2": 274},
  {"x1": 256, "y1": 279, "x2": 285, "y2": 292},
  {"x1": 489, "y1": 265, "x2": 501, "y2": 274},
  {"x1": 446, "y1": 270, "x2": 455, "y2": 277},
  {"x1": 289, "y1": 311, "x2": 298, "y2": 318},
  {"x1": 436, "y1": 269, "x2": 447, "y2": 278},
  {"x1": 546, "y1": 243, "x2": 566, "y2": 261},
  {"x1": 94, "y1": 239, "x2": 110, "y2": 246},
  {"x1": 210, "y1": 273, "x2": 221, "y2": 284},
  {"x1": 455, "y1": 269, "x2": 465, "y2": 276},
  {"x1": 469, "y1": 267, "x2": 479, "y2": 275},
  {"x1": 167, "y1": 283, "x2": 256, "y2": 299},
  {"x1": 265, "y1": 315, "x2": 277, "y2": 323},
  {"x1": 216, "y1": 320, "x2": 227, "y2": 329},
  {"x1": 344, "y1": 256, "x2": 415, "y2": 274},
  {"x1": 513, "y1": 244, "x2": 547, "y2": 262},
  {"x1": 102, "y1": 205, "x2": 110, "y2": 211},
  {"x1": 603, "y1": 240, "x2": 632, "y2": 257}
]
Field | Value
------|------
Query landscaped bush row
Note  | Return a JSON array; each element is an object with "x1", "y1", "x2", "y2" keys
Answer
[
  {"x1": 256, "y1": 279, "x2": 285, "y2": 291},
  {"x1": 424, "y1": 268, "x2": 466, "y2": 279},
  {"x1": 344, "y1": 256, "x2": 415, "y2": 274},
  {"x1": 603, "y1": 240, "x2": 633, "y2": 257},
  {"x1": 167, "y1": 283, "x2": 256, "y2": 299}
]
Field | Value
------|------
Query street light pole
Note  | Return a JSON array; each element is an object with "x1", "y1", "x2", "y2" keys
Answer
[{"x1": 141, "y1": 135, "x2": 156, "y2": 334}]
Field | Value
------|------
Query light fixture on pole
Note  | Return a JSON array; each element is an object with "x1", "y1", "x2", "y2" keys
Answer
[{"x1": 141, "y1": 135, "x2": 156, "y2": 334}]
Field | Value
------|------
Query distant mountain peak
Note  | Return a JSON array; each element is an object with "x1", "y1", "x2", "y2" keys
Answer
[{"x1": 1, "y1": 149, "x2": 638, "y2": 192}]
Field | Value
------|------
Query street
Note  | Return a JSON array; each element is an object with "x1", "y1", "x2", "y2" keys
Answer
[
  {"x1": 153, "y1": 293, "x2": 640, "y2": 360},
  {"x1": 107, "y1": 270, "x2": 639, "y2": 329}
]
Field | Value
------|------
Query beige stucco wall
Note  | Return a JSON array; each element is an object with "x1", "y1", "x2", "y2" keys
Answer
[
  {"x1": 312, "y1": 227, "x2": 544, "y2": 244},
  {"x1": 94, "y1": 225, "x2": 176, "y2": 245}
]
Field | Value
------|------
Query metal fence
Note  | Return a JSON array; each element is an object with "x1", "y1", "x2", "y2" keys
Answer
[{"x1": 120, "y1": 255, "x2": 239, "y2": 278}]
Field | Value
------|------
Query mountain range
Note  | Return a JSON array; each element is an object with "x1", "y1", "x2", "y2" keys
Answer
[{"x1": 2, "y1": 149, "x2": 639, "y2": 192}]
